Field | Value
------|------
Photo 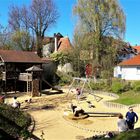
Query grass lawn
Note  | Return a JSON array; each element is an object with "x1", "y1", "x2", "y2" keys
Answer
[
  {"x1": 113, "y1": 91, "x2": 140, "y2": 105},
  {"x1": 86, "y1": 128, "x2": 140, "y2": 140}
]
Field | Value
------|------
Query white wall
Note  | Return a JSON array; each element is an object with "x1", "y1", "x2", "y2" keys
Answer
[
  {"x1": 121, "y1": 66, "x2": 140, "y2": 80},
  {"x1": 43, "y1": 43, "x2": 54, "y2": 57},
  {"x1": 114, "y1": 66, "x2": 140, "y2": 80},
  {"x1": 57, "y1": 63, "x2": 73, "y2": 73},
  {"x1": 114, "y1": 66, "x2": 122, "y2": 78}
]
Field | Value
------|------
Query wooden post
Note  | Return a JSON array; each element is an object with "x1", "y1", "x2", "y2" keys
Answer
[
  {"x1": 32, "y1": 79, "x2": 40, "y2": 97},
  {"x1": 14, "y1": 77, "x2": 16, "y2": 94},
  {"x1": 14, "y1": 65, "x2": 17, "y2": 93},
  {"x1": 4, "y1": 64, "x2": 7, "y2": 94}
]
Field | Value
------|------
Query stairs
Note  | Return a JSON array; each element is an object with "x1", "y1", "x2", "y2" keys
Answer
[{"x1": 27, "y1": 81, "x2": 32, "y2": 93}]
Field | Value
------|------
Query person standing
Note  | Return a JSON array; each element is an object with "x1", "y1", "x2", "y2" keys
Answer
[
  {"x1": 126, "y1": 107, "x2": 138, "y2": 129},
  {"x1": 117, "y1": 113, "x2": 128, "y2": 133}
]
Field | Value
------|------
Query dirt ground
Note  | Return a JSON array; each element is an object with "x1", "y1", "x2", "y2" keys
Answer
[{"x1": 5, "y1": 88, "x2": 140, "y2": 140}]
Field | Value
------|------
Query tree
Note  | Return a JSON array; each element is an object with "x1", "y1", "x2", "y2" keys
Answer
[
  {"x1": 73, "y1": 0, "x2": 126, "y2": 79},
  {"x1": 11, "y1": 30, "x2": 31, "y2": 51},
  {"x1": 8, "y1": 0, "x2": 59, "y2": 57},
  {"x1": 0, "y1": 25, "x2": 13, "y2": 50}
]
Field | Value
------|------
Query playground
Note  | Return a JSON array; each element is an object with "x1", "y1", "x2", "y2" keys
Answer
[{"x1": 5, "y1": 84, "x2": 140, "y2": 140}]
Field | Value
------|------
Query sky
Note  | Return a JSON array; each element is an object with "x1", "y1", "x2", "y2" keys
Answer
[{"x1": 0, "y1": 0, "x2": 140, "y2": 46}]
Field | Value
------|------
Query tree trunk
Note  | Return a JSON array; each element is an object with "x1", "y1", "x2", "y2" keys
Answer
[{"x1": 36, "y1": 36, "x2": 43, "y2": 57}]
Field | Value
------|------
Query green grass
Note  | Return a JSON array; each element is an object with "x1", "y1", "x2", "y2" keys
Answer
[
  {"x1": 111, "y1": 129, "x2": 140, "y2": 140},
  {"x1": 86, "y1": 128, "x2": 140, "y2": 140},
  {"x1": 112, "y1": 91, "x2": 140, "y2": 105},
  {"x1": 102, "y1": 129, "x2": 140, "y2": 140}
]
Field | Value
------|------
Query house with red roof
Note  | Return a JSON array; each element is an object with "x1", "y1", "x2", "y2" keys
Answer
[
  {"x1": 42, "y1": 33, "x2": 73, "y2": 57},
  {"x1": 133, "y1": 45, "x2": 140, "y2": 53},
  {"x1": 114, "y1": 54, "x2": 140, "y2": 80},
  {"x1": 42, "y1": 34, "x2": 73, "y2": 74},
  {"x1": 57, "y1": 36, "x2": 73, "y2": 52}
]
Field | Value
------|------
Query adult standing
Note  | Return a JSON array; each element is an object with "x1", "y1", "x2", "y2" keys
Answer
[{"x1": 126, "y1": 107, "x2": 138, "y2": 129}]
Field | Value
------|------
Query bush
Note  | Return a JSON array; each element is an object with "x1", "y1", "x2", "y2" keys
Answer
[
  {"x1": 20, "y1": 129, "x2": 31, "y2": 140},
  {"x1": 57, "y1": 72, "x2": 73, "y2": 86},
  {"x1": 123, "y1": 82, "x2": 132, "y2": 92},
  {"x1": 101, "y1": 70, "x2": 112, "y2": 79},
  {"x1": 90, "y1": 81, "x2": 109, "y2": 91},
  {"x1": 0, "y1": 104, "x2": 31, "y2": 128},
  {"x1": 0, "y1": 103, "x2": 31, "y2": 139},
  {"x1": 132, "y1": 81, "x2": 140, "y2": 92},
  {"x1": 111, "y1": 80, "x2": 124, "y2": 93},
  {"x1": 110, "y1": 79, "x2": 132, "y2": 94}
]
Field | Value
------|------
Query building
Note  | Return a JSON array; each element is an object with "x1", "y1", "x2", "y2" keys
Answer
[
  {"x1": 114, "y1": 54, "x2": 140, "y2": 80},
  {"x1": 133, "y1": 45, "x2": 140, "y2": 54},
  {"x1": 117, "y1": 43, "x2": 137, "y2": 63},
  {"x1": 0, "y1": 50, "x2": 43, "y2": 93},
  {"x1": 42, "y1": 33, "x2": 73, "y2": 57}
]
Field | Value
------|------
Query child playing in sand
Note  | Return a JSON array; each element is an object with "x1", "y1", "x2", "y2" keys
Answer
[
  {"x1": 12, "y1": 96, "x2": 20, "y2": 108},
  {"x1": 76, "y1": 88, "x2": 82, "y2": 102}
]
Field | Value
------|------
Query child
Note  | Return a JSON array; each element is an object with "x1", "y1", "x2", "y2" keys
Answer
[
  {"x1": 12, "y1": 96, "x2": 20, "y2": 108},
  {"x1": 76, "y1": 88, "x2": 82, "y2": 102}
]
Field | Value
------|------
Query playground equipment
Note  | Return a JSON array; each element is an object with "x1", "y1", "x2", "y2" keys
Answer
[
  {"x1": 67, "y1": 77, "x2": 103, "y2": 102},
  {"x1": 85, "y1": 111, "x2": 120, "y2": 117}
]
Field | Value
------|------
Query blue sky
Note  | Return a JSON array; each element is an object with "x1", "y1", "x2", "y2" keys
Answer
[{"x1": 0, "y1": 0, "x2": 140, "y2": 46}]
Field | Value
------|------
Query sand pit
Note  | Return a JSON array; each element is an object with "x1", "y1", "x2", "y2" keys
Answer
[{"x1": 5, "y1": 89, "x2": 140, "y2": 140}]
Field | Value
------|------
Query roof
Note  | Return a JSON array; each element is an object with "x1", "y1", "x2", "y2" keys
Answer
[
  {"x1": 0, "y1": 50, "x2": 43, "y2": 63},
  {"x1": 57, "y1": 37, "x2": 73, "y2": 52},
  {"x1": 118, "y1": 54, "x2": 140, "y2": 66},
  {"x1": 133, "y1": 46, "x2": 140, "y2": 52}
]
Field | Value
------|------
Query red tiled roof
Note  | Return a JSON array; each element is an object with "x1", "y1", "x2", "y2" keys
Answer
[
  {"x1": 57, "y1": 37, "x2": 73, "y2": 52},
  {"x1": 119, "y1": 54, "x2": 140, "y2": 66},
  {"x1": 133, "y1": 46, "x2": 140, "y2": 52},
  {"x1": 0, "y1": 50, "x2": 43, "y2": 63}
]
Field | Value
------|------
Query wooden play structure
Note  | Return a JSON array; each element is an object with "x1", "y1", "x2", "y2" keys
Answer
[
  {"x1": 19, "y1": 66, "x2": 43, "y2": 97},
  {"x1": 67, "y1": 77, "x2": 103, "y2": 102},
  {"x1": 0, "y1": 50, "x2": 43, "y2": 95}
]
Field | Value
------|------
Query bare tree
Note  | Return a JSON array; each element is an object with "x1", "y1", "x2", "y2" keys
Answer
[
  {"x1": 8, "y1": 0, "x2": 59, "y2": 57},
  {"x1": 8, "y1": 5, "x2": 21, "y2": 31}
]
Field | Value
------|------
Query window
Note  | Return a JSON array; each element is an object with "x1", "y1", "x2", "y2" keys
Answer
[
  {"x1": 120, "y1": 66, "x2": 122, "y2": 71},
  {"x1": 137, "y1": 67, "x2": 140, "y2": 74}
]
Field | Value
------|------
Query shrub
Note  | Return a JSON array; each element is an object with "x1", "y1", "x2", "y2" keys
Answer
[
  {"x1": 132, "y1": 81, "x2": 140, "y2": 92},
  {"x1": 57, "y1": 72, "x2": 72, "y2": 86},
  {"x1": 123, "y1": 82, "x2": 132, "y2": 92},
  {"x1": 20, "y1": 129, "x2": 31, "y2": 140},
  {"x1": 110, "y1": 79, "x2": 132, "y2": 94},
  {"x1": 0, "y1": 103, "x2": 31, "y2": 139},
  {"x1": 90, "y1": 81, "x2": 108, "y2": 91},
  {"x1": 101, "y1": 70, "x2": 112, "y2": 79},
  {"x1": 0, "y1": 104, "x2": 31, "y2": 128},
  {"x1": 111, "y1": 80, "x2": 124, "y2": 93}
]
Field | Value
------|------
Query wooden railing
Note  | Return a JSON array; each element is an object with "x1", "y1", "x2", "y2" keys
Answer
[
  {"x1": 2, "y1": 72, "x2": 6, "y2": 80},
  {"x1": 19, "y1": 73, "x2": 32, "y2": 81}
]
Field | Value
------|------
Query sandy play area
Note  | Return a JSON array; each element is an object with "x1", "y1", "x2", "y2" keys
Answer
[{"x1": 5, "y1": 88, "x2": 140, "y2": 140}]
